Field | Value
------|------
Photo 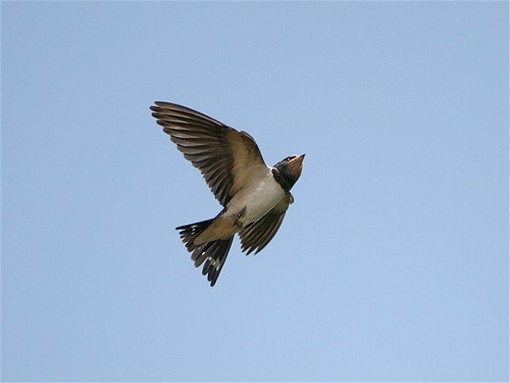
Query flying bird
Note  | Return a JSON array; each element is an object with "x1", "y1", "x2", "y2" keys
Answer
[{"x1": 150, "y1": 102, "x2": 305, "y2": 286}]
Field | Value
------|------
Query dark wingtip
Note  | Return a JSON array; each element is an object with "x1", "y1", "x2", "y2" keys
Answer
[
  {"x1": 150, "y1": 101, "x2": 171, "y2": 112},
  {"x1": 150, "y1": 112, "x2": 166, "y2": 122}
]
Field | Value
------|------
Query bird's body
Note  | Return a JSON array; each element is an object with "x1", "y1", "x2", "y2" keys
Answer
[
  {"x1": 150, "y1": 102, "x2": 304, "y2": 286},
  {"x1": 195, "y1": 172, "x2": 285, "y2": 243}
]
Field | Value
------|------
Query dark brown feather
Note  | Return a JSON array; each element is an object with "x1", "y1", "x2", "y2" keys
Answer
[
  {"x1": 176, "y1": 218, "x2": 234, "y2": 286},
  {"x1": 150, "y1": 102, "x2": 266, "y2": 207},
  {"x1": 239, "y1": 194, "x2": 293, "y2": 254}
]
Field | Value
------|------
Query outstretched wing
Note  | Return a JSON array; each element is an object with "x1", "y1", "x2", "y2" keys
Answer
[
  {"x1": 150, "y1": 101, "x2": 267, "y2": 207},
  {"x1": 239, "y1": 193, "x2": 294, "y2": 255}
]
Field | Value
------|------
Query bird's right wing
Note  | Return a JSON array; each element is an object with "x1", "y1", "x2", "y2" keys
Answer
[
  {"x1": 239, "y1": 193, "x2": 294, "y2": 255},
  {"x1": 150, "y1": 102, "x2": 267, "y2": 207}
]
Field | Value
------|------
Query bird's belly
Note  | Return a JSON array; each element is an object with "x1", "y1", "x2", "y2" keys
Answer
[{"x1": 227, "y1": 178, "x2": 285, "y2": 225}]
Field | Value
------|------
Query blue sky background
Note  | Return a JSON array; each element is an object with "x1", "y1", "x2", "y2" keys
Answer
[{"x1": 2, "y1": 2, "x2": 508, "y2": 381}]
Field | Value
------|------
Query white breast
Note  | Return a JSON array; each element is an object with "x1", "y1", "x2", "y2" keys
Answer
[{"x1": 225, "y1": 169, "x2": 285, "y2": 225}]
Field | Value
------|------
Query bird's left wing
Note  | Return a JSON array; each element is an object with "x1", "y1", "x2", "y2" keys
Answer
[
  {"x1": 150, "y1": 102, "x2": 267, "y2": 207},
  {"x1": 239, "y1": 193, "x2": 294, "y2": 255}
]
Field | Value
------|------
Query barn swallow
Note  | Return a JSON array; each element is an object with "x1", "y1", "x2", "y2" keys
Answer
[{"x1": 150, "y1": 102, "x2": 304, "y2": 286}]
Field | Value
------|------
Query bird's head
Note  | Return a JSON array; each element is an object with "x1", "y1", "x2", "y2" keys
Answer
[{"x1": 273, "y1": 154, "x2": 305, "y2": 191}]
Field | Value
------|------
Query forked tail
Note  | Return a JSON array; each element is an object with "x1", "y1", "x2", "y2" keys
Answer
[{"x1": 176, "y1": 219, "x2": 234, "y2": 286}]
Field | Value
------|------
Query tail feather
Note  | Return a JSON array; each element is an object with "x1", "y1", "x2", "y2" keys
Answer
[
  {"x1": 176, "y1": 219, "x2": 214, "y2": 253},
  {"x1": 176, "y1": 220, "x2": 234, "y2": 286}
]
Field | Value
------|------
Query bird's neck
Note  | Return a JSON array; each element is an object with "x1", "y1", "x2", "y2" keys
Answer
[{"x1": 272, "y1": 168, "x2": 294, "y2": 192}]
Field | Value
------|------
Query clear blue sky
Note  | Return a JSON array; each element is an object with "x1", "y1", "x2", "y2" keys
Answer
[{"x1": 2, "y1": 2, "x2": 508, "y2": 381}]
